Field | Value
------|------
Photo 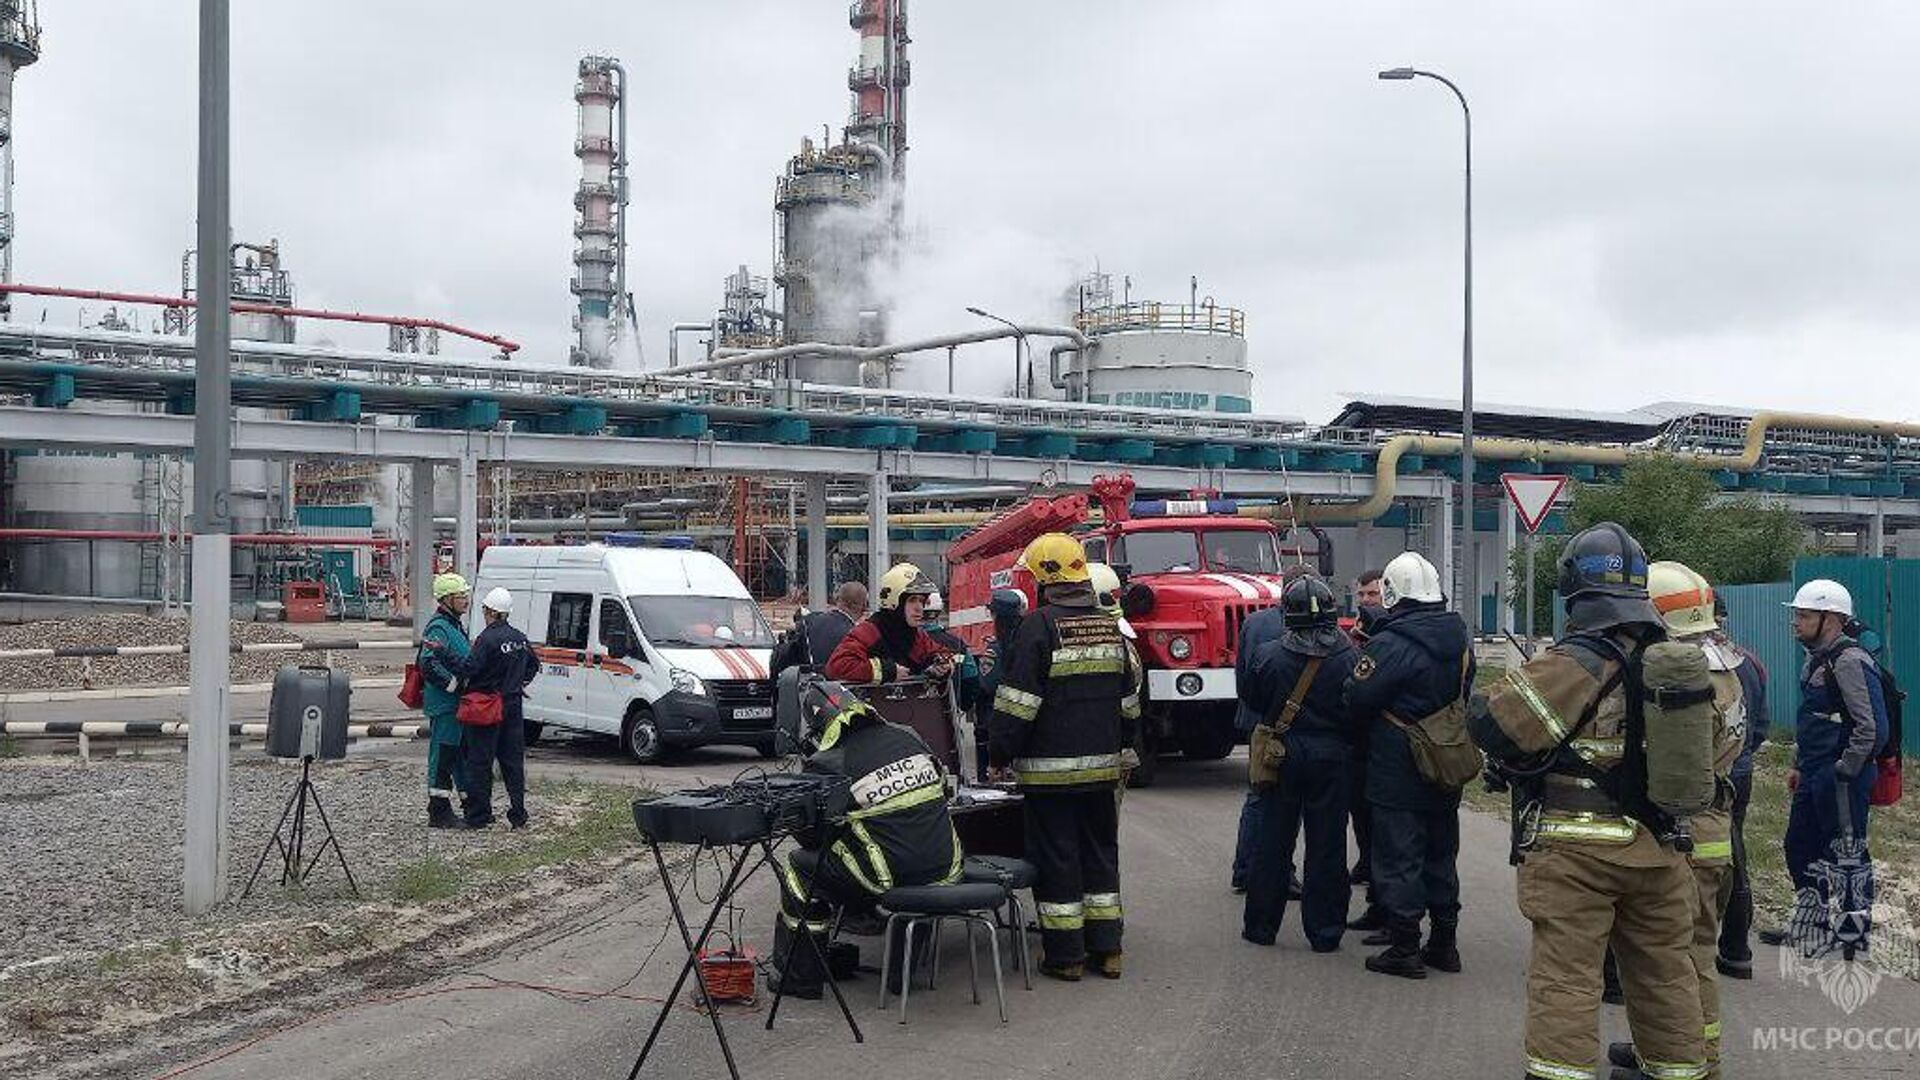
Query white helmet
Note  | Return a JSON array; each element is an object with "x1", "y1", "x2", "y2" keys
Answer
[
  {"x1": 481, "y1": 586, "x2": 515, "y2": 615},
  {"x1": 1381, "y1": 551, "x2": 1444, "y2": 608},
  {"x1": 1786, "y1": 578, "x2": 1852, "y2": 618},
  {"x1": 923, "y1": 591, "x2": 944, "y2": 614}
]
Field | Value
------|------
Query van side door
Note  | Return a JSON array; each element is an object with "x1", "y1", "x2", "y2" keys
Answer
[
  {"x1": 537, "y1": 589, "x2": 594, "y2": 732},
  {"x1": 585, "y1": 597, "x2": 644, "y2": 737}
]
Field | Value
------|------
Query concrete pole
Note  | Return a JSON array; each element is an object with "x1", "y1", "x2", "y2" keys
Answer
[
  {"x1": 411, "y1": 461, "x2": 436, "y2": 641},
  {"x1": 1870, "y1": 503, "x2": 1886, "y2": 559},
  {"x1": 1438, "y1": 485, "x2": 1455, "y2": 608},
  {"x1": 1500, "y1": 499, "x2": 1516, "y2": 634},
  {"x1": 805, "y1": 474, "x2": 829, "y2": 608},
  {"x1": 868, "y1": 471, "x2": 891, "y2": 581},
  {"x1": 456, "y1": 451, "x2": 478, "y2": 585},
  {"x1": 184, "y1": 0, "x2": 232, "y2": 915}
]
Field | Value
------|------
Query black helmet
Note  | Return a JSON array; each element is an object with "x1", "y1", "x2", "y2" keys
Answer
[
  {"x1": 1282, "y1": 575, "x2": 1338, "y2": 629},
  {"x1": 1556, "y1": 522, "x2": 1651, "y2": 600},
  {"x1": 775, "y1": 670, "x2": 872, "y2": 755}
]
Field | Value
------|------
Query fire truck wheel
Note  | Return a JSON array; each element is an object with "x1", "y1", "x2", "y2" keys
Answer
[{"x1": 1176, "y1": 715, "x2": 1238, "y2": 761}]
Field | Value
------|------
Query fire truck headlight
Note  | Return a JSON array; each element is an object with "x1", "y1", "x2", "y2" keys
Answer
[
  {"x1": 1176, "y1": 672, "x2": 1203, "y2": 696},
  {"x1": 1168, "y1": 636, "x2": 1193, "y2": 661}
]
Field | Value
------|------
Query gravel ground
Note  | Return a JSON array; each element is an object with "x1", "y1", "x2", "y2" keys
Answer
[
  {"x1": 0, "y1": 614, "x2": 409, "y2": 691},
  {"x1": 0, "y1": 753, "x2": 645, "y2": 968},
  {"x1": 0, "y1": 751, "x2": 658, "y2": 1077}
]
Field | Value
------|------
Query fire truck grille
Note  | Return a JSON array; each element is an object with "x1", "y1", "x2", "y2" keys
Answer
[{"x1": 1223, "y1": 602, "x2": 1277, "y2": 651}]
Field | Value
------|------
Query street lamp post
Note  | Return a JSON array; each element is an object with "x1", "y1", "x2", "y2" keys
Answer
[
  {"x1": 965, "y1": 306, "x2": 1031, "y2": 399},
  {"x1": 1380, "y1": 66, "x2": 1476, "y2": 634},
  {"x1": 185, "y1": 0, "x2": 233, "y2": 914}
]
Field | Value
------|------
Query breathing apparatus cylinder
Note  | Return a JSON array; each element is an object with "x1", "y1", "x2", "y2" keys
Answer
[{"x1": 1639, "y1": 640, "x2": 1718, "y2": 851}]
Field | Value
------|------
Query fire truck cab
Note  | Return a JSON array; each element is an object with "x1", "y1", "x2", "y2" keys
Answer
[{"x1": 946, "y1": 475, "x2": 1317, "y2": 785}]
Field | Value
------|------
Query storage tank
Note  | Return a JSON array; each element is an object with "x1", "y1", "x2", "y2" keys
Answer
[
  {"x1": 7, "y1": 243, "x2": 295, "y2": 601},
  {"x1": 1073, "y1": 298, "x2": 1253, "y2": 414},
  {"x1": 774, "y1": 137, "x2": 889, "y2": 385}
]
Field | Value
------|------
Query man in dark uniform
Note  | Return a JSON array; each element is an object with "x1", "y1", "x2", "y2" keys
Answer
[
  {"x1": 451, "y1": 587, "x2": 539, "y2": 829},
  {"x1": 1344, "y1": 551, "x2": 1474, "y2": 979},
  {"x1": 1240, "y1": 575, "x2": 1361, "y2": 951},
  {"x1": 769, "y1": 673, "x2": 964, "y2": 999},
  {"x1": 989, "y1": 532, "x2": 1142, "y2": 981},
  {"x1": 773, "y1": 582, "x2": 869, "y2": 677},
  {"x1": 1347, "y1": 569, "x2": 1388, "y2": 924},
  {"x1": 974, "y1": 588, "x2": 1027, "y2": 777},
  {"x1": 1231, "y1": 563, "x2": 1316, "y2": 894}
]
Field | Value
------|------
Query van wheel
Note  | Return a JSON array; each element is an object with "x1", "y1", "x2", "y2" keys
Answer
[
  {"x1": 523, "y1": 721, "x2": 545, "y2": 745},
  {"x1": 623, "y1": 708, "x2": 665, "y2": 765}
]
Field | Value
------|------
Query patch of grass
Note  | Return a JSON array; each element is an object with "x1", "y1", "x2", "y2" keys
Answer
[
  {"x1": 469, "y1": 781, "x2": 641, "y2": 880},
  {"x1": 391, "y1": 856, "x2": 467, "y2": 902},
  {"x1": 0, "y1": 733, "x2": 20, "y2": 758}
]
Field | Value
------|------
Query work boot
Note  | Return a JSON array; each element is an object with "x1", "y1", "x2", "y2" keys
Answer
[
  {"x1": 1607, "y1": 1042, "x2": 1640, "y2": 1070},
  {"x1": 1039, "y1": 958, "x2": 1084, "y2": 982},
  {"x1": 1422, "y1": 919, "x2": 1462, "y2": 974},
  {"x1": 1716, "y1": 952, "x2": 1754, "y2": 980},
  {"x1": 1348, "y1": 904, "x2": 1387, "y2": 932},
  {"x1": 1363, "y1": 921, "x2": 1427, "y2": 980},
  {"x1": 1091, "y1": 952, "x2": 1123, "y2": 980},
  {"x1": 1361, "y1": 928, "x2": 1392, "y2": 947},
  {"x1": 427, "y1": 798, "x2": 461, "y2": 829}
]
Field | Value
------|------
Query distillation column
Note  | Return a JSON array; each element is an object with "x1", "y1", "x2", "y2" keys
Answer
[
  {"x1": 0, "y1": 1, "x2": 40, "y2": 322},
  {"x1": 572, "y1": 56, "x2": 628, "y2": 369}
]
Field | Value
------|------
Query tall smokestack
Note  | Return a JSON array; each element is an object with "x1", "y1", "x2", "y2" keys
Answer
[
  {"x1": 571, "y1": 56, "x2": 630, "y2": 369},
  {"x1": 0, "y1": 1, "x2": 40, "y2": 323},
  {"x1": 845, "y1": 0, "x2": 908, "y2": 186}
]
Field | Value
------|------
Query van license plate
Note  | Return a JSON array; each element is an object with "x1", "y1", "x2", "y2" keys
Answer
[{"x1": 732, "y1": 706, "x2": 773, "y2": 720}]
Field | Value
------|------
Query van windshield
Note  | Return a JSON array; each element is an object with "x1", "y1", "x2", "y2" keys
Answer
[{"x1": 629, "y1": 595, "x2": 774, "y2": 649}]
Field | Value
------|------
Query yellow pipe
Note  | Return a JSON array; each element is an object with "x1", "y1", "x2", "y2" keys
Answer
[
  {"x1": 828, "y1": 411, "x2": 1920, "y2": 530},
  {"x1": 1291, "y1": 410, "x2": 1920, "y2": 524}
]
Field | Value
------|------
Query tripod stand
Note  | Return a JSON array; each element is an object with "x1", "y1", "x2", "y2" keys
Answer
[
  {"x1": 243, "y1": 755, "x2": 360, "y2": 898},
  {"x1": 625, "y1": 825, "x2": 862, "y2": 1080}
]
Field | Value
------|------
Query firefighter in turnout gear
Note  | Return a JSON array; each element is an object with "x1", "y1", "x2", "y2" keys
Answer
[
  {"x1": 1608, "y1": 561, "x2": 1748, "y2": 1079},
  {"x1": 1343, "y1": 551, "x2": 1475, "y2": 979},
  {"x1": 769, "y1": 673, "x2": 963, "y2": 1000},
  {"x1": 989, "y1": 532, "x2": 1143, "y2": 981},
  {"x1": 1469, "y1": 523, "x2": 1710, "y2": 1080}
]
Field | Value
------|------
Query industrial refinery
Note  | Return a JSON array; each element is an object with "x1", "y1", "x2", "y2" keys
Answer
[{"x1": 0, "y1": 0, "x2": 1911, "y2": 637}]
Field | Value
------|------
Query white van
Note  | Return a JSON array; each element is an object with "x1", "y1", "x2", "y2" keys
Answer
[{"x1": 472, "y1": 541, "x2": 778, "y2": 763}]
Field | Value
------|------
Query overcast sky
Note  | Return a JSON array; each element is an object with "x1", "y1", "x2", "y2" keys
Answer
[{"x1": 13, "y1": 2, "x2": 1918, "y2": 423}]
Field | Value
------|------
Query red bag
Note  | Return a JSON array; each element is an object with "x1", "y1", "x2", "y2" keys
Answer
[
  {"x1": 398, "y1": 663, "x2": 426, "y2": 710},
  {"x1": 1871, "y1": 754, "x2": 1903, "y2": 807},
  {"x1": 457, "y1": 690, "x2": 504, "y2": 727}
]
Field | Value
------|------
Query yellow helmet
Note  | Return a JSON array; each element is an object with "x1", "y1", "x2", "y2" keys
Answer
[
  {"x1": 1648, "y1": 560, "x2": 1717, "y2": 637},
  {"x1": 432, "y1": 572, "x2": 471, "y2": 601},
  {"x1": 1019, "y1": 532, "x2": 1090, "y2": 586},
  {"x1": 875, "y1": 562, "x2": 937, "y2": 611}
]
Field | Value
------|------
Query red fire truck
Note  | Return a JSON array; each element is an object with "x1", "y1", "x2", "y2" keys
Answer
[{"x1": 945, "y1": 475, "x2": 1325, "y2": 785}]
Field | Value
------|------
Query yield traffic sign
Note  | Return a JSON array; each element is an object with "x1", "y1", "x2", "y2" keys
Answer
[{"x1": 1502, "y1": 473, "x2": 1569, "y2": 534}]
